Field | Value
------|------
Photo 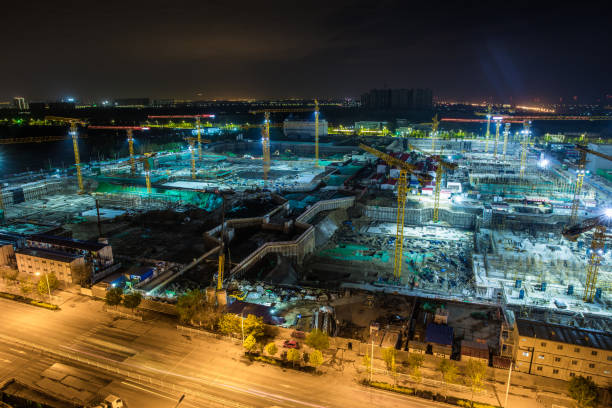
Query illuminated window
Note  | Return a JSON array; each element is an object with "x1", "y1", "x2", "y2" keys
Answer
[{"x1": 538, "y1": 355, "x2": 545, "y2": 360}]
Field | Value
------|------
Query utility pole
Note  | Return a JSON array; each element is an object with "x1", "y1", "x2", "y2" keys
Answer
[{"x1": 504, "y1": 361, "x2": 513, "y2": 407}]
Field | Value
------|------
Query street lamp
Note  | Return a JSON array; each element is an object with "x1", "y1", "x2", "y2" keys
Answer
[{"x1": 35, "y1": 272, "x2": 52, "y2": 302}]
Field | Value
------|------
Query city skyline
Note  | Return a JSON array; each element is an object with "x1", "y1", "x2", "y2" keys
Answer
[{"x1": 1, "y1": 1, "x2": 611, "y2": 103}]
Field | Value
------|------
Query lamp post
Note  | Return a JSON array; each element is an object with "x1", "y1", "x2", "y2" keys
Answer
[
  {"x1": 504, "y1": 361, "x2": 513, "y2": 408},
  {"x1": 35, "y1": 272, "x2": 52, "y2": 302}
]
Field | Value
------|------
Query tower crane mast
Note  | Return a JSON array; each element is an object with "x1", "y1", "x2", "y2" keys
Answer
[
  {"x1": 45, "y1": 116, "x2": 88, "y2": 192},
  {"x1": 359, "y1": 143, "x2": 430, "y2": 281},
  {"x1": 148, "y1": 115, "x2": 215, "y2": 161},
  {"x1": 88, "y1": 126, "x2": 149, "y2": 175}
]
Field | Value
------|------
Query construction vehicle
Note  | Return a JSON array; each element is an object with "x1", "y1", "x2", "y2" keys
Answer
[
  {"x1": 407, "y1": 143, "x2": 458, "y2": 222},
  {"x1": 359, "y1": 143, "x2": 430, "y2": 282},
  {"x1": 88, "y1": 126, "x2": 149, "y2": 175},
  {"x1": 148, "y1": 114, "x2": 215, "y2": 161},
  {"x1": 44, "y1": 116, "x2": 88, "y2": 192},
  {"x1": 562, "y1": 212, "x2": 612, "y2": 302},
  {"x1": 569, "y1": 145, "x2": 612, "y2": 225},
  {"x1": 249, "y1": 100, "x2": 319, "y2": 180}
]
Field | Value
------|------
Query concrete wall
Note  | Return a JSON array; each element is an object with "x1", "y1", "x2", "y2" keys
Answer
[{"x1": 364, "y1": 206, "x2": 476, "y2": 229}]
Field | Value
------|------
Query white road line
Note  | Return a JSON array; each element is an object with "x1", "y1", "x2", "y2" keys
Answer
[{"x1": 9, "y1": 348, "x2": 25, "y2": 354}]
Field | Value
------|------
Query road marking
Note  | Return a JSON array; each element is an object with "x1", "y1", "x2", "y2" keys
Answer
[
  {"x1": 9, "y1": 348, "x2": 25, "y2": 355},
  {"x1": 121, "y1": 381, "x2": 176, "y2": 400},
  {"x1": 0, "y1": 358, "x2": 11, "y2": 363}
]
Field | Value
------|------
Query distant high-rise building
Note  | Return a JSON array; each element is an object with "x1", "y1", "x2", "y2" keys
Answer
[
  {"x1": 360, "y1": 88, "x2": 433, "y2": 110},
  {"x1": 13, "y1": 97, "x2": 28, "y2": 110}
]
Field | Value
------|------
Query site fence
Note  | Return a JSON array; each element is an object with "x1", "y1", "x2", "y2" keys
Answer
[
  {"x1": 296, "y1": 196, "x2": 355, "y2": 224},
  {"x1": 364, "y1": 205, "x2": 476, "y2": 229}
]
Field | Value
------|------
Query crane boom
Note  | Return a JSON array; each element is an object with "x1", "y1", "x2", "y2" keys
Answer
[{"x1": 45, "y1": 116, "x2": 87, "y2": 192}]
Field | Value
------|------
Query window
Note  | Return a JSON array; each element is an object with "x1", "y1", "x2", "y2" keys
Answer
[
  {"x1": 538, "y1": 355, "x2": 545, "y2": 360},
  {"x1": 540, "y1": 342, "x2": 547, "y2": 347},
  {"x1": 607, "y1": 356, "x2": 612, "y2": 361},
  {"x1": 572, "y1": 360, "x2": 578, "y2": 365},
  {"x1": 569, "y1": 372, "x2": 575, "y2": 377},
  {"x1": 589, "y1": 363, "x2": 595, "y2": 369},
  {"x1": 557, "y1": 345, "x2": 563, "y2": 350},
  {"x1": 554, "y1": 357, "x2": 561, "y2": 362},
  {"x1": 604, "y1": 370, "x2": 610, "y2": 375},
  {"x1": 587, "y1": 376, "x2": 592, "y2": 380},
  {"x1": 592, "y1": 351, "x2": 598, "y2": 356},
  {"x1": 522, "y1": 352, "x2": 530, "y2": 357},
  {"x1": 536, "y1": 366, "x2": 543, "y2": 371},
  {"x1": 574, "y1": 348, "x2": 580, "y2": 353},
  {"x1": 553, "y1": 369, "x2": 559, "y2": 374}
]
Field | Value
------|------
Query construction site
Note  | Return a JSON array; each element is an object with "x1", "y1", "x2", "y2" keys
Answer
[{"x1": 1, "y1": 107, "x2": 612, "y2": 386}]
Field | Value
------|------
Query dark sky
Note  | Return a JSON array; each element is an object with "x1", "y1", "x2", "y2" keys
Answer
[{"x1": 1, "y1": 0, "x2": 611, "y2": 103}]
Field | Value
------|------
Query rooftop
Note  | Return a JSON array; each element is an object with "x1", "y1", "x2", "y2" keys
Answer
[
  {"x1": 516, "y1": 318, "x2": 612, "y2": 351},
  {"x1": 27, "y1": 234, "x2": 108, "y2": 252},
  {"x1": 17, "y1": 247, "x2": 81, "y2": 263}
]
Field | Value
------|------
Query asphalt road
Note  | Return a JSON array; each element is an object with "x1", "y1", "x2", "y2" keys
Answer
[{"x1": 0, "y1": 293, "x2": 452, "y2": 408}]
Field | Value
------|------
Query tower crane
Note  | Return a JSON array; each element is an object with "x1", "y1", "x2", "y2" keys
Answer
[
  {"x1": 136, "y1": 153, "x2": 157, "y2": 194},
  {"x1": 147, "y1": 114, "x2": 215, "y2": 161},
  {"x1": 429, "y1": 115, "x2": 439, "y2": 153},
  {"x1": 502, "y1": 122, "x2": 511, "y2": 160},
  {"x1": 408, "y1": 143, "x2": 458, "y2": 222},
  {"x1": 45, "y1": 116, "x2": 88, "y2": 192},
  {"x1": 88, "y1": 126, "x2": 149, "y2": 175},
  {"x1": 569, "y1": 145, "x2": 612, "y2": 225},
  {"x1": 249, "y1": 101, "x2": 319, "y2": 180},
  {"x1": 562, "y1": 212, "x2": 612, "y2": 302},
  {"x1": 519, "y1": 121, "x2": 531, "y2": 179},
  {"x1": 359, "y1": 143, "x2": 431, "y2": 281}
]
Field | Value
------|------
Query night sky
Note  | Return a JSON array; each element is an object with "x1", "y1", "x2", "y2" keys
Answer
[{"x1": 1, "y1": 0, "x2": 611, "y2": 103}]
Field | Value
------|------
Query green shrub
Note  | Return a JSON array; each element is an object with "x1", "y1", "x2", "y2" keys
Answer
[
  {"x1": 30, "y1": 300, "x2": 59, "y2": 310},
  {"x1": 366, "y1": 381, "x2": 415, "y2": 396},
  {"x1": 0, "y1": 292, "x2": 15, "y2": 299}
]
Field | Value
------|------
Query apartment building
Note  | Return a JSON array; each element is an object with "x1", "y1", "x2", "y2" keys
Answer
[
  {"x1": 15, "y1": 248, "x2": 86, "y2": 284},
  {"x1": 26, "y1": 234, "x2": 114, "y2": 273},
  {"x1": 515, "y1": 318, "x2": 612, "y2": 387}
]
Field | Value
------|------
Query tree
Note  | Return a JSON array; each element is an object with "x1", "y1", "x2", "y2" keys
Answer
[
  {"x1": 5, "y1": 268, "x2": 19, "y2": 285},
  {"x1": 286, "y1": 349, "x2": 301, "y2": 368},
  {"x1": 105, "y1": 287, "x2": 123, "y2": 309},
  {"x1": 439, "y1": 359, "x2": 458, "y2": 397},
  {"x1": 309, "y1": 349, "x2": 324, "y2": 372},
  {"x1": 265, "y1": 342, "x2": 278, "y2": 356},
  {"x1": 176, "y1": 289, "x2": 206, "y2": 324},
  {"x1": 37, "y1": 273, "x2": 59, "y2": 298},
  {"x1": 568, "y1": 376, "x2": 598, "y2": 408},
  {"x1": 305, "y1": 329, "x2": 329, "y2": 351},
  {"x1": 465, "y1": 360, "x2": 488, "y2": 406},
  {"x1": 408, "y1": 353, "x2": 424, "y2": 384},
  {"x1": 20, "y1": 278, "x2": 34, "y2": 296},
  {"x1": 218, "y1": 313, "x2": 241, "y2": 336},
  {"x1": 362, "y1": 353, "x2": 372, "y2": 371},
  {"x1": 123, "y1": 291, "x2": 142, "y2": 312},
  {"x1": 243, "y1": 334, "x2": 257, "y2": 353},
  {"x1": 382, "y1": 347, "x2": 397, "y2": 371},
  {"x1": 243, "y1": 314, "x2": 265, "y2": 339}
]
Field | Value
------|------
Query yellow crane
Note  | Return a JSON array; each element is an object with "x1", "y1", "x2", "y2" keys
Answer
[
  {"x1": 569, "y1": 145, "x2": 612, "y2": 224},
  {"x1": 408, "y1": 143, "x2": 458, "y2": 222},
  {"x1": 359, "y1": 143, "x2": 430, "y2": 281},
  {"x1": 493, "y1": 117, "x2": 502, "y2": 158},
  {"x1": 148, "y1": 115, "x2": 215, "y2": 161},
  {"x1": 249, "y1": 101, "x2": 319, "y2": 180},
  {"x1": 137, "y1": 153, "x2": 157, "y2": 194},
  {"x1": 88, "y1": 126, "x2": 149, "y2": 176},
  {"x1": 563, "y1": 213, "x2": 612, "y2": 302},
  {"x1": 430, "y1": 114, "x2": 439, "y2": 153},
  {"x1": 45, "y1": 116, "x2": 88, "y2": 192}
]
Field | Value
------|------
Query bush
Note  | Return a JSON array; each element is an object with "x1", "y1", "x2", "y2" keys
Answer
[
  {"x1": 30, "y1": 300, "x2": 59, "y2": 310},
  {"x1": 305, "y1": 329, "x2": 329, "y2": 350},
  {"x1": 365, "y1": 380, "x2": 415, "y2": 396},
  {"x1": 265, "y1": 342, "x2": 278, "y2": 356},
  {"x1": 0, "y1": 292, "x2": 15, "y2": 300}
]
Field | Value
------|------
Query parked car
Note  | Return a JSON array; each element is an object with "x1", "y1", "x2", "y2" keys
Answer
[
  {"x1": 291, "y1": 330, "x2": 306, "y2": 339},
  {"x1": 283, "y1": 340, "x2": 300, "y2": 349},
  {"x1": 93, "y1": 395, "x2": 124, "y2": 408}
]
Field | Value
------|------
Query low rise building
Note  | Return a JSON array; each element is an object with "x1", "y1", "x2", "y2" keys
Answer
[
  {"x1": 0, "y1": 242, "x2": 15, "y2": 266},
  {"x1": 15, "y1": 248, "x2": 86, "y2": 284},
  {"x1": 461, "y1": 340, "x2": 489, "y2": 364},
  {"x1": 26, "y1": 234, "x2": 114, "y2": 273},
  {"x1": 514, "y1": 319, "x2": 612, "y2": 387},
  {"x1": 425, "y1": 323, "x2": 453, "y2": 359}
]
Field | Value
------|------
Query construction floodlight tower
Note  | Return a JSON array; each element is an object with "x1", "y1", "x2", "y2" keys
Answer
[
  {"x1": 359, "y1": 143, "x2": 430, "y2": 282},
  {"x1": 502, "y1": 122, "x2": 511, "y2": 160},
  {"x1": 147, "y1": 114, "x2": 215, "y2": 161},
  {"x1": 484, "y1": 105, "x2": 492, "y2": 152},
  {"x1": 519, "y1": 121, "x2": 531, "y2": 179},
  {"x1": 493, "y1": 117, "x2": 502, "y2": 158},
  {"x1": 45, "y1": 116, "x2": 88, "y2": 192}
]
